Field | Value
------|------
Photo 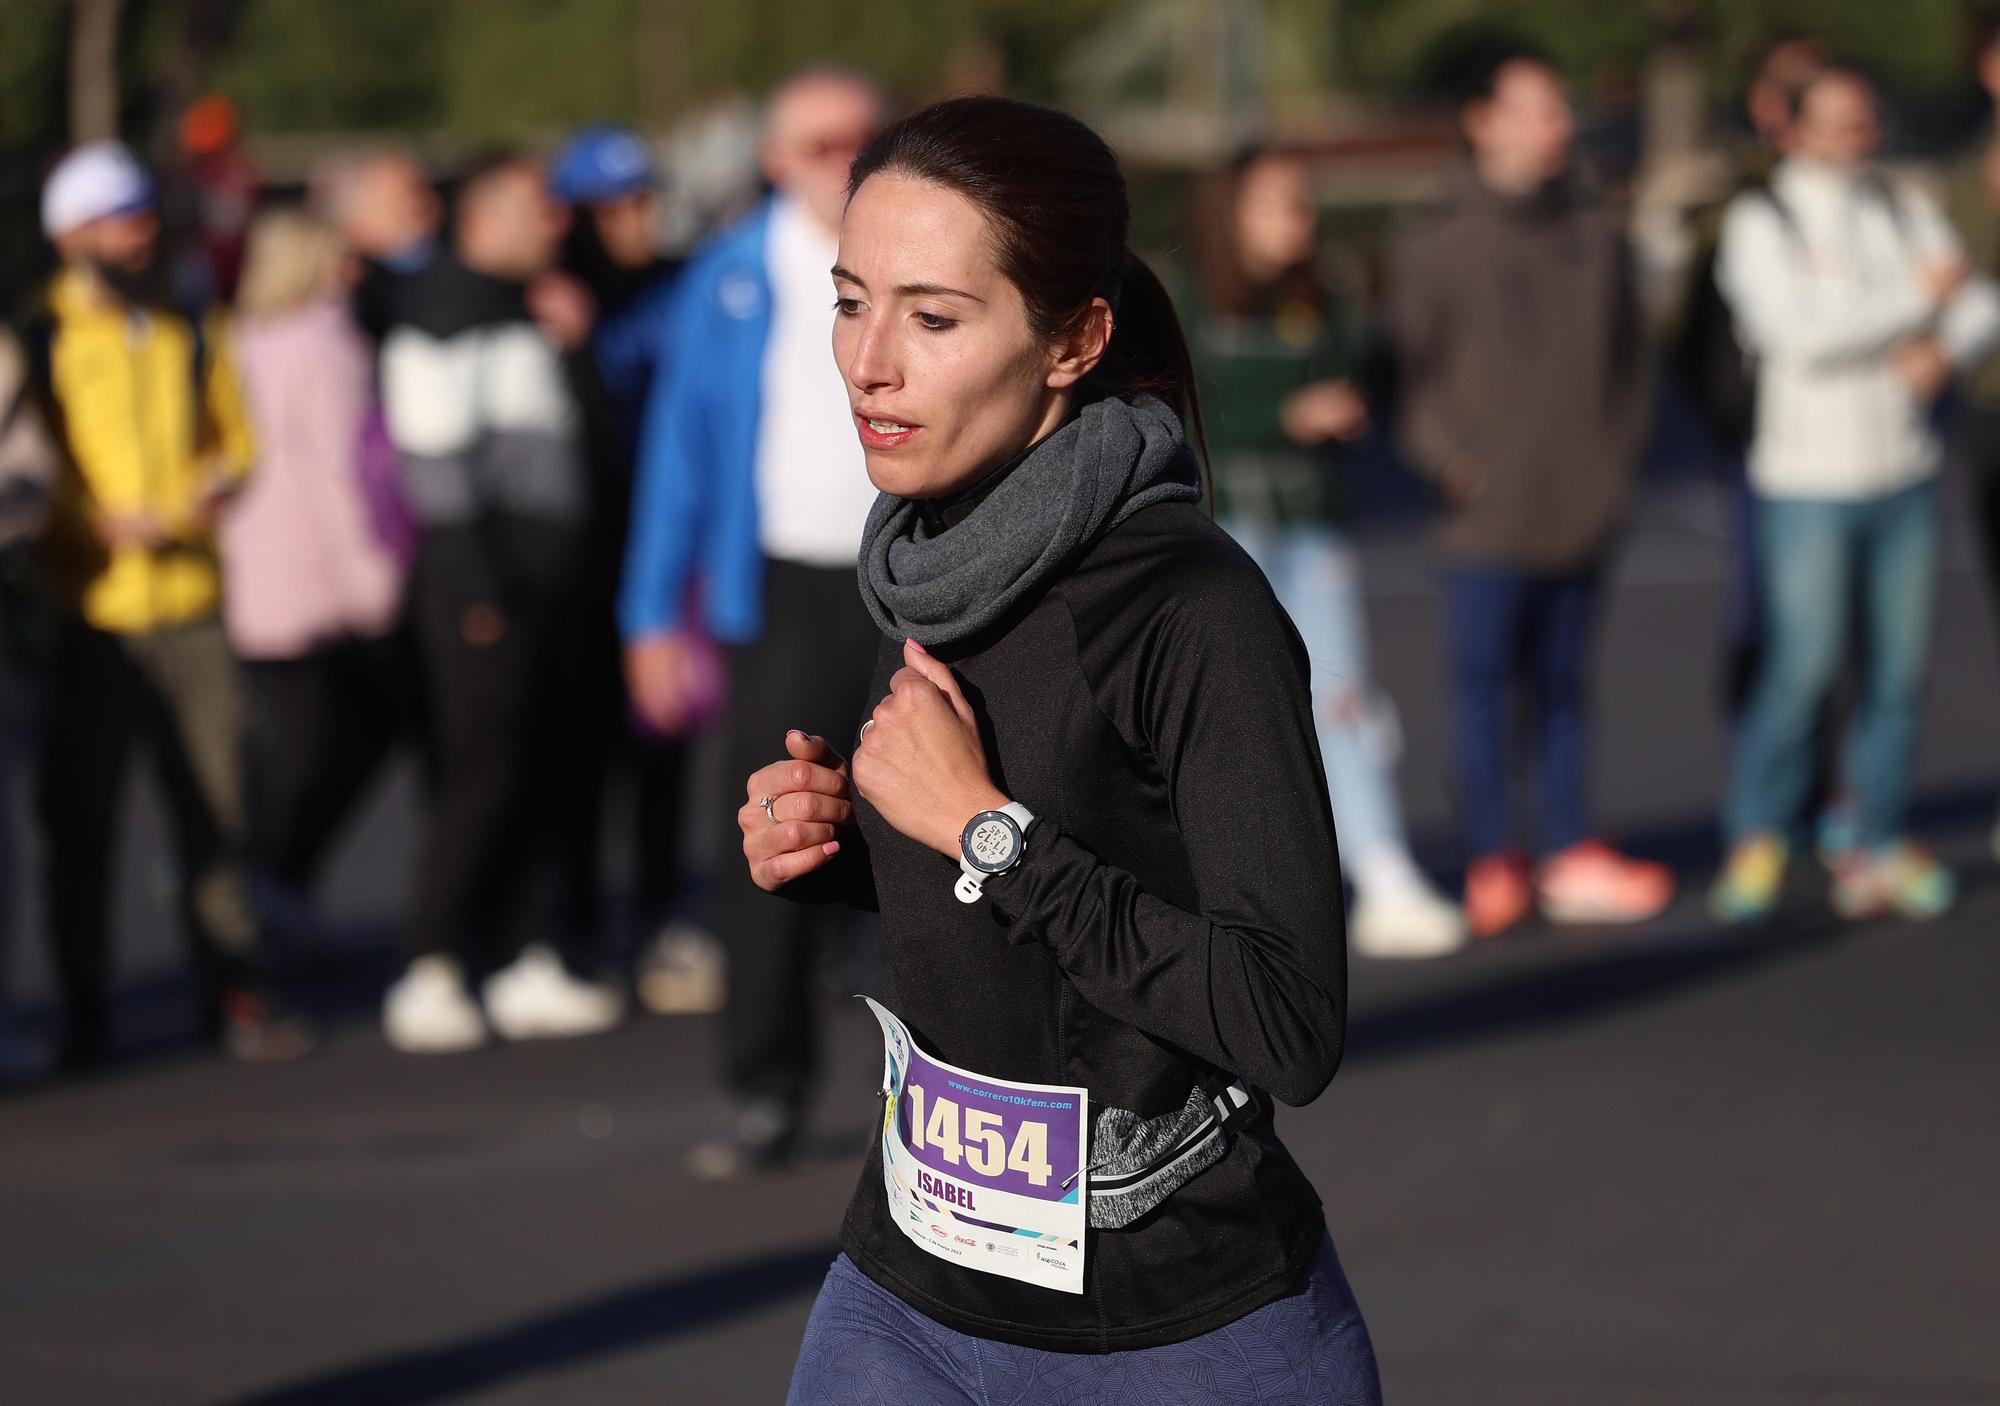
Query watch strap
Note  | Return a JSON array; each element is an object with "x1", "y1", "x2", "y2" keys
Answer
[{"x1": 998, "y1": 800, "x2": 1036, "y2": 835}]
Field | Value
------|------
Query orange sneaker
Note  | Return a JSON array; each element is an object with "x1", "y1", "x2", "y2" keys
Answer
[
  {"x1": 1537, "y1": 840, "x2": 1674, "y2": 925},
  {"x1": 1464, "y1": 853, "x2": 1533, "y2": 938}
]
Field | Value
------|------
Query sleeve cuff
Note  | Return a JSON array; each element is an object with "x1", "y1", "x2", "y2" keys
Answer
[
  {"x1": 984, "y1": 822, "x2": 1080, "y2": 948},
  {"x1": 618, "y1": 600, "x2": 684, "y2": 642}
]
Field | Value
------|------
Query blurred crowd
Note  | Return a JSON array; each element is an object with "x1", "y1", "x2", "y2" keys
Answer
[{"x1": 3, "y1": 29, "x2": 2000, "y2": 1174}]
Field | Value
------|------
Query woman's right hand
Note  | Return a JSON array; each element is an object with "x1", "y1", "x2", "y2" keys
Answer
[
  {"x1": 741, "y1": 730, "x2": 856, "y2": 892},
  {"x1": 625, "y1": 631, "x2": 708, "y2": 736},
  {"x1": 1280, "y1": 379, "x2": 1369, "y2": 446}
]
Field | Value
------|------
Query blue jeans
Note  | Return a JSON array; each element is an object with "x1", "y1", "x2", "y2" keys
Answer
[
  {"x1": 786, "y1": 1233, "x2": 1383, "y2": 1405},
  {"x1": 1725, "y1": 482, "x2": 1939, "y2": 849},
  {"x1": 1225, "y1": 519, "x2": 1410, "y2": 871},
  {"x1": 1444, "y1": 564, "x2": 1600, "y2": 858}
]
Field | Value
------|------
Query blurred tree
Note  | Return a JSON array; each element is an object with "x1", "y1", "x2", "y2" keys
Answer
[
  {"x1": 69, "y1": 0, "x2": 124, "y2": 141},
  {"x1": 203, "y1": 0, "x2": 446, "y2": 132},
  {"x1": 0, "y1": 0, "x2": 69, "y2": 151},
  {"x1": 0, "y1": 0, "x2": 1989, "y2": 156},
  {"x1": 194, "y1": 0, "x2": 1123, "y2": 139},
  {"x1": 437, "y1": 0, "x2": 642, "y2": 135},
  {"x1": 1333, "y1": 0, "x2": 1973, "y2": 102},
  {"x1": 1265, "y1": 0, "x2": 1341, "y2": 106}
]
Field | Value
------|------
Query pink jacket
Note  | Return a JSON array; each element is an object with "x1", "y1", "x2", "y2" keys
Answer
[{"x1": 222, "y1": 299, "x2": 404, "y2": 659}]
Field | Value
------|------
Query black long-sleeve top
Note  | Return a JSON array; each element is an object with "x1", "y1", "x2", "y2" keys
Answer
[{"x1": 802, "y1": 493, "x2": 1348, "y2": 1352}]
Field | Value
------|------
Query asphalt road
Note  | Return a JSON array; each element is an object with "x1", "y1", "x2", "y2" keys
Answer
[{"x1": 3, "y1": 467, "x2": 1997, "y2": 1405}]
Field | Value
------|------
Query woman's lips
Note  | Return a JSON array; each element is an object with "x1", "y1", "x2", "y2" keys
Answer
[{"x1": 855, "y1": 411, "x2": 920, "y2": 449}]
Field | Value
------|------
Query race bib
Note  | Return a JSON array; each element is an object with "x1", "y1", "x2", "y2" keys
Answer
[{"x1": 866, "y1": 998, "x2": 1088, "y2": 1294}]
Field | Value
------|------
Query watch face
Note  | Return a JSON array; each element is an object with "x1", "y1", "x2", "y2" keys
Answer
[{"x1": 963, "y1": 813, "x2": 1021, "y2": 873}]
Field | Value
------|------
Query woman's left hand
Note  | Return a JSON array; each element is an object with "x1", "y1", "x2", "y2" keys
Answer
[{"x1": 852, "y1": 638, "x2": 1008, "y2": 859}]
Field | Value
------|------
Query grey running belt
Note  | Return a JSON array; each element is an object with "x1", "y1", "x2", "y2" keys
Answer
[{"x1": 1079, "y1": 1080, "x2": 1259, "y2": 1230}]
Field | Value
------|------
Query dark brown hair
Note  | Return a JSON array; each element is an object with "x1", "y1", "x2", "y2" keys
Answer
[
  {"x1": 847, "y1": 96, "x2": 1208, "y2": 473},
  {"x1": 1191, "y1": 144, "x2": 1329, "y2": 320}
]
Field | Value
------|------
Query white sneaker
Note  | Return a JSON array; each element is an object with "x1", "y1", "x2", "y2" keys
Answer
[
  {"x1": 1350, "y1": 874, "x2": 1468, "y2": 959},
  {"x1": 384, "y1": 955, "x2": 489, "y2": 1054},
  {"x1": 484, "y1": 945, "x2": 626, "y2": 1042},
  {"x1": 637, "y1": 922, "x2": 726, "y2": 1015}
]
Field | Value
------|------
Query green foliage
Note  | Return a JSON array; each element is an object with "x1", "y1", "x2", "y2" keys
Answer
[
  {"x1": 0, "y1": 0, "x2": 68, "y2": 150},
  {"x1": 193, "y1": 0, "x2": 1127, "y2": 138},
  {"x1": 12, "y1": 0, "x2": 1988, "y2": 149},
  {"x1": 1334, "y1": 0, "x2": 1651, "y2": 94},
  {"x1": 1694, "y1": 0, "x2": 1971, "y2": 92},
  {"x1": 203, "y1": 0, "x2": 448, "y2": 133},
  {"x1": 670, "y1": 0, "x2": 1122, "y2": 107},
  {"x1": 436, "y1": 0, "x2": 642, "y2": 136},
  {"x1": 1332, "y1": 0, "x2": 1974, "y2": 99}
]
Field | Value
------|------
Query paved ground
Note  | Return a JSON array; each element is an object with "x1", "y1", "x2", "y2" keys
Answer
[{"x1": 3, "y1": 465, "x2": 1998, "y2": 1405}]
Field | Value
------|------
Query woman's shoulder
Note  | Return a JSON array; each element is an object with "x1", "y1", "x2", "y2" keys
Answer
[
  {"x1": 1084, "y1": 499, "x2": 1265, "y2": 583},
  {"x1": 1063, "y1": 501, "x2": 1291, "y2": 649},
  {"x1": 1055, "y1": 502, "x2": 1307, "y2": 741}
]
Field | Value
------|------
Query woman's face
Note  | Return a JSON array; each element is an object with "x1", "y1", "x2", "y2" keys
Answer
[
  {"x1": 1233, "y1": 155, "x2": 1315, "y2": 279},
  {"x1": 832, "y1": 172, "x2": 1077, "y2": 500}
]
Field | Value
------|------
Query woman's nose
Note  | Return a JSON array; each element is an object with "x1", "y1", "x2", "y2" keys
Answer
[{"x1": 846, "y1": 318, "x2": 899, "y2": 391}]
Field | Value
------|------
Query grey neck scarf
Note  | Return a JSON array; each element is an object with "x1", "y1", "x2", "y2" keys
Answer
[{"x1": 857, "y1": 394, "x2": 1202, "y2": 648}]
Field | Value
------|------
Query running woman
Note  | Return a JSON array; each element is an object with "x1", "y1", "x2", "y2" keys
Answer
[{"x1": 742, "y1": 97, "x2": 1382, "y2": 1404}]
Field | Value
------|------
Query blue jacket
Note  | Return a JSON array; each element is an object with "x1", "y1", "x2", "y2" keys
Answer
[
  {"x1": 593, "y1": 264, "x2": 680, "y2": 460},
  {"x1": 619, "y1": 199, "x2": 775, "y2": 643}
]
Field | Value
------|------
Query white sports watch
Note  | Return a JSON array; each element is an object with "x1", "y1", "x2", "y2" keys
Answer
[{"x1": 955, "y1": 801, "x2": 1036, "y2": 904}]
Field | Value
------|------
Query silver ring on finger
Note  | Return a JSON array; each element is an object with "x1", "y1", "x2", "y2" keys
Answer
[{"x1": 759, "y1": 794, "x2": 779, "y2": 824}]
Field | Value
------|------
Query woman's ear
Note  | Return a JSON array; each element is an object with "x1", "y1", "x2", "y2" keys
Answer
[{"x1": 1046, "y1": 296, "x2": 1114, "y2": 389}]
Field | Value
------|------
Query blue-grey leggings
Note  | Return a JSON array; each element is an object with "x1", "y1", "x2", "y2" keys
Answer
[{"x1": 786, "y1": 1233, "x2": 1384, "y2": 1405}]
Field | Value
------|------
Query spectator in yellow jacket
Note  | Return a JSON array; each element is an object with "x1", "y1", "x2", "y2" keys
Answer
[
  {"x1": 39, "y1": 259, "x2": 253, "y2": 631},
  {"x1": 31, "y1": 141, "x2": 307, "y2": 1069}
]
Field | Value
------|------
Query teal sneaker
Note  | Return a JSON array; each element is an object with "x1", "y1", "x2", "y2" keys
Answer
[{"x1": 1830, "y1": 842, "x2": 1956, "y2": 922}]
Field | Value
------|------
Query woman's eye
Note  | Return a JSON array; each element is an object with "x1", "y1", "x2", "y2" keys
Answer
[
  {"x1": 833, "y1": 297, "x2": 862, "y2": 316},
  {"x1": 915, "y1": 311, "x2": 956, "y2": 332}
]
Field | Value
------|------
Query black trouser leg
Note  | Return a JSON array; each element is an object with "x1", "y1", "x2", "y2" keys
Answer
[
  {"x1": 246, "y1": 655, "x2": 331, "y2": 887},
  {"x1": 246, "y1": 636, "x2": 408, "y2": 892},
  {"x1": 407, "y1": 538, "x2": 561, "y2": 969},
  {"x1": 632, "y1": 731, "x2": 690, "y2": 929},
  {"x1": 717, "y1": 670, "x2": 819, "y2": 1108},
  {"x1": 38, "y1": 622, "x2": 139, "y2": 1060},
  {"x1": 509, "y1": 595, "x2": 580, "y2": 963},
  {"x1": 718, "y1": 560, "x2": 883, "y2": 1110},
  {"x1": 540, "y1": 617, "x2": 620, "y2": 963}
]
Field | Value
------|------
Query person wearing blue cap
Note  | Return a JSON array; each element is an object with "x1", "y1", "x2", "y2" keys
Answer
[
  {"x1": 546, "y1": 124, "x2": 711, "y2": 1016},
  {"x1": 551, "y1": 125, "x2": 681, "y2": 429}
]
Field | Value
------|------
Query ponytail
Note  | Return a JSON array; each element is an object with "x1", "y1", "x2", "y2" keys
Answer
[{"x1": 1101, "y1": 251, "x2": 1209, "y2": 487}]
